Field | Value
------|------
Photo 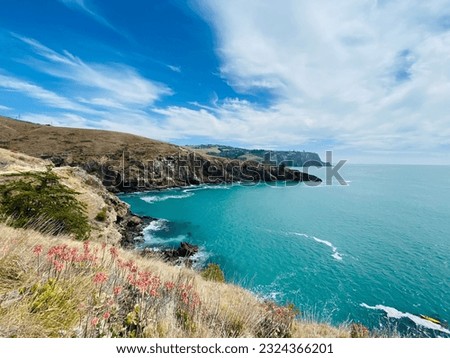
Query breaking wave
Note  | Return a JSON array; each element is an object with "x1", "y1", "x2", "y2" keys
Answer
[
  {"x1": 292, "y1": 232, "x2": 343, "y2": 261},
  {"x1": 361, "y1": 303, "x2": 450, "y2": 334}
]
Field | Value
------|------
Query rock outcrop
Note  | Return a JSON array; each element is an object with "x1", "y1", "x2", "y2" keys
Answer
[{"x1": 141, "y1": 242, "x2": 200, "y2": 267}]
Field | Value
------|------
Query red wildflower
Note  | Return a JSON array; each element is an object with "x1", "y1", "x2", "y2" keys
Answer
[
  {"x1": 113, "y1": 286, "x2": 122, "y2": 296},
  {"x1": 91, "y1": 317, "x2": 99, "y2": 326},
  {"x1": 32, "y1": 245, "x2": 43, "y2": 255},
  {"x1": 125, "y1": 260, "x2": 138, "y2": 273},
  {"x1": 93, "y1": 272, "x2": 108, "y2": 285},
  {"x1": 109, "y1": 247, "x2": 119, "y2": 259},
  {"x1": 164, "y1": 281, "x2": 175, "y2": 290},
  {"x1": 103, "y1": 311, "x2": 111, "y2": 320},
  {"x1": 52, "y1": 260, "x2": 64, "y2": 272}
]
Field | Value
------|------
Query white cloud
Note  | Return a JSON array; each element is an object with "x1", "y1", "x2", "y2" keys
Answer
[
  {"x1": 14, "y1": 35, "x2": 172, "y2": 107},
  {"x1": 22, "y1": 112, "x2": 91, "y2": 128},
  {"x1": 167, "y1": 65, "x2": 181, "y2": 73},
  {"x1": 0, "y1": 73, "x2": 96, "y2": 114},
  {"x1": 58, "y1": 0, "x2": 119, "y2": 34},
  {"x1": 0, "y1": 104, "x2": 12, "y2": 111},
  {"x1": 190, "y1": 0, "x2": 450, "y2": 161}
]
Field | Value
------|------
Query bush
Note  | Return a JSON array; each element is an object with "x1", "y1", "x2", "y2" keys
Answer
[
  {"x1": 0, "y1": 169, "x2": 90, "y2": 240},
  {"x1": 201, "y1": 263, "x2": 225, "y2": 283},
  {"x1": 95, "y1": 208, "x2": 107, "y2": 222},
  {"x1": 350, "y1": 323, "x2": 369, "y2": 338},
  {"x1": 257, "y1": 302, "x2": 298, "y2": 338}
]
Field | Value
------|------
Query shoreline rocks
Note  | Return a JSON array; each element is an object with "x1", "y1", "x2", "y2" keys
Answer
[
  {"x1": 119, "y1": 214, "x2": 154, "y2": 248},
  {"x1": 141, "y1": 242, "x2": 200, "y2": 267}
]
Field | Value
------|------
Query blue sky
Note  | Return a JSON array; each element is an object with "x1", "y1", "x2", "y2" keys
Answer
[{"x1": 1, "y1": 0, "x2": 450, "y2": 164}]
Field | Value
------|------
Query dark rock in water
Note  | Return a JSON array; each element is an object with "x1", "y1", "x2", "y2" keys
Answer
[
  {"x1": 120, "y1": 215, "x2": 154, "y2": 248},
  {"x1": 178, "y1": 242, "x2": 199, "y2": 257},
  {"x1": 127, "y1": 216, "x2": 142, "y2": 227},
  {"x1": 141, "y1": 242, "x2": 199, "y2": 266}
]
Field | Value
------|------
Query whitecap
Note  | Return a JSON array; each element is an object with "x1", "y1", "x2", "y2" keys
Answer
[
  {"x1": 183, "y1": 184, "x2": 231, "y2": 193},
  {"x1": 140, "y1": 192, "x2": 194, "y2": 203},
  {"x1": 143, "y1": 219, "x2": 168, "y2": 232},
  {"x1": 191, "y1": 248, "x2": 212, "y2": 269},
  {"x1": 292, "y1": 232, "x2": 309, "y2": 238},
  {"x1": 144, "y1": 234, "x2": 188, "y2": 245},
  {"x1": 292, "y1": 233, "x2": 343, "y2": 261},
  {"x1": 360, "y1": 303, "x2": 450, "y2": 334},
  {"x1": 312, "y1": 237, "x2": 343, "y2": 261}
]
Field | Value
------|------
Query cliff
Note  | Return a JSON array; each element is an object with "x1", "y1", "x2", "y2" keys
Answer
[
  {"x1": 0, "y1": 116, "x2": 321, "y2": 193},
  {"x1": 189, "y1": 144, "x2": 329, "y2": 167}
]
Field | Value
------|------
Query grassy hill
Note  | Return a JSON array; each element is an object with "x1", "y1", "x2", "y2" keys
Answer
[
  {"x1": 0, "y1": 116, "x2": 180, "y2": 158},
  {"x1": 0, "y1": 116, "x2": 321, "y2": 193}
]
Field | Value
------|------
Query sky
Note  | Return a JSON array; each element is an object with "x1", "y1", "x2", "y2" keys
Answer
[{"x1": 1, "y1": 0, "x2": 450, "y2": 164}]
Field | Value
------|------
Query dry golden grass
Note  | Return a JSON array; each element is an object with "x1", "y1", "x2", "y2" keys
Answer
[
  {"x1": 0, "y1": 224, "x2": 350, "y2": 338},
  {"x1": 0, "y1": 149, "x2": 126, "y2": 245},
  {"x1": 0, "y1": 116, "x2": 186, "y2": 160}
]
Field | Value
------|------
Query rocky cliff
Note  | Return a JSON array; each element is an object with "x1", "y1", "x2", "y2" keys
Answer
[
  {"x1": 0, "y1": 116, "x2": 321, "y2": 192},
  {"x1": 189, "y1": 144, "x2": 329, "y2": 166}
]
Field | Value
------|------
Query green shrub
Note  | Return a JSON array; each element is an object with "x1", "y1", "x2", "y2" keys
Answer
[
  {"x1": 95, "y1": 207, "x2": 107, "y2": 222},
  {"x1": 201, "y1": 263, "x2": 225, "y2": 283},
  {"x1": 0, "y1": 169, "x2": 90, "y2": 240}
]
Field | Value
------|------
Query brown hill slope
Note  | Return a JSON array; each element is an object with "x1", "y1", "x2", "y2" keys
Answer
[
  {"x1": 0, "y1": 116, "x2": 321, "y2": 192},
  {"x1": 0, "y1": 115, "x2": 181, "y2": 157},
  {"x1": 0, "y1": 148, "x2": 146, "y2": 246}
]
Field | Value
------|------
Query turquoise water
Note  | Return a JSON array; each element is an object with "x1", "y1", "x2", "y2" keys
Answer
[{"x1": 120, "y1": 165, "x2": 450, "y2": 337}]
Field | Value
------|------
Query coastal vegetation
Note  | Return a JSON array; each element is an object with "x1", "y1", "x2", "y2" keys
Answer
[
  {"x1": 0, "y1": 169, "x2": 90, "y2": 240},
  {"x1": 0, "y1": 224, "x2": 350, "y2": 338},
  {"x1": 201, "y1": 263, "x2": 225, "y2": 283}
]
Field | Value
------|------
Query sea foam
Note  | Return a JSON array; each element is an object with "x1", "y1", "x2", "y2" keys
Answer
[
  {"x1": 360, "y1": 303, "x2": 450, "y2": 334},
  {"x1": 312, "y1": 237, "x2": 343, "y2": 261},
  {"x1": 183, "y1": 184, "x2": 231, "y2": 193},
  {"x1": 293, "y1": 233, "x2": 343, "y2": 261},
  {"x1": 140, "y1": 192, "x2": 194, "y2": 203}
]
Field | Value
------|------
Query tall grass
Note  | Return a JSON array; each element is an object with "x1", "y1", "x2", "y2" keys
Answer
[{"x1": 0, "y1": 224, "x2": 351, "y2": 338}]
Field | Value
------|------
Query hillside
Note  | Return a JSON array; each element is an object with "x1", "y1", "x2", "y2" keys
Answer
[
  {"x1": 0, "y1": 148, "x2": 147, "y2": 247},
  {"x1": 0, "y1": 116, "x2": 321, "y2": 192},
  {"x1": 0, "y1": 148, "x2": 351, "y2": 338},
  {"x1": 189, "y1": 144, "x2": 329, "y2": 167}
]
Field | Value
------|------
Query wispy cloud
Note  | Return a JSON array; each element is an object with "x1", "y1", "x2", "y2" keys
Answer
[
  {"x1": 0, "y1": 104, "x2": 12, "y2": 111},
  {"x1": 0, "y1": 73, "x2": 95, "y2": 113},
  {"x1": 58, "y1": 0, "x2": 124, "y2": 37},
  {"x1": 167, "y1": 65, "x2": 181, "y2": 73},
  {"x1": 14, "y1": 35, "x2": 172, "y2": 107}
]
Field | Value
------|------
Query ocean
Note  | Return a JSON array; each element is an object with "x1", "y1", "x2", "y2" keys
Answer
[{"x1": 119, "y1": 165, "x2": 450, "y2": 337}]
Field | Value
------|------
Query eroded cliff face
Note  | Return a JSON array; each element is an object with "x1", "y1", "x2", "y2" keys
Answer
[{"x1": 77, "y1": 151, "x2": 321, "y2": 193}]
